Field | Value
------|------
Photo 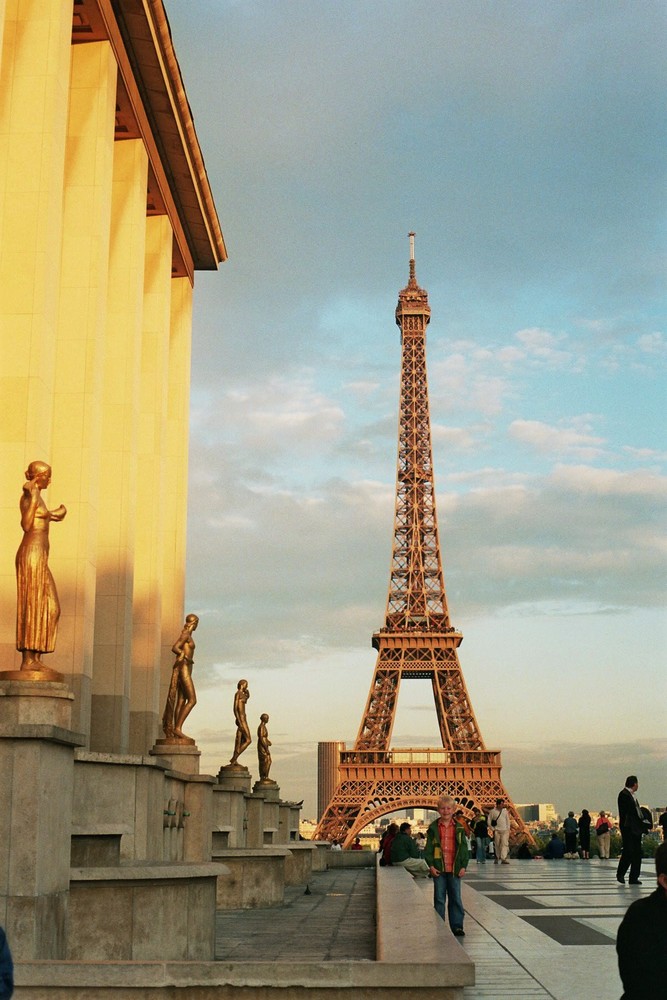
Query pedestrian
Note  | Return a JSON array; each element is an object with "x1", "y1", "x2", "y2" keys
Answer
[
  {"x1": 390, "y1": 821, "x2": 431, "y2": 877},
  {"x1": 616, "y1": 775, "x2": 645, "y2": 885},
  {"x1": 350, "y1": 836, "x2": 363, "y2": 851},
  {"x1": 659, "y1": 807, "x2": 667, "y2": 842},
  {"x1": 595, "y1": 811, "x2": 613, "y2": 859},
  {"x1": 578, "y1": 809, "x2": 591, "y2": 859},
  {"x1": 472, "y1": 808, "x2": 489, "y2": 864},
  {"x1": 454, "y1": 810, "x2": 472, "y2": 839},
  {"x1": 0, "y1": 925, "x2": 13, "y2": 1000},
  {"x1": 424, "y1": 795, "x2": 469, "y2": 936},
  {"x1": 488, "y1": 798, "x2": 511, "y2": 865},
  {"x1": 330, "y1": 839, "x2": 342, "y2": 852},
  {"x1": 616, "y1": 842, "x2": 667, "y2": 998},
  {"x1": 563, "y1": 812, "x2": 578, "y2": 858}
]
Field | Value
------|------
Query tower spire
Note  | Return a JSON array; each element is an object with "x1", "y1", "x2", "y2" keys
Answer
[{"x1": 409, "y1": 231, "x2": 416, "y2": 284}]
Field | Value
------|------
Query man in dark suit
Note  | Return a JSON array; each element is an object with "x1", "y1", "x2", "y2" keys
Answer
[
  {"x1": 616, "y1": 842, "x2": 667, "y2": 999},
  {"x1": 0, "y1": 924, "x2": 13, "y2": 1000},
  {"x1": 616, "y1": 775, "x2": 645, "y2": 885}
]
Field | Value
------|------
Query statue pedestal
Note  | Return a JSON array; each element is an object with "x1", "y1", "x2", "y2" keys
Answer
[
  {"x1": 0, "y1": 677, "x2": 74, "y2": 729},
  {"x1": 217, "y1": 763, "x2": 251, "y2": 794},
  {"x1": 150, "y1": 739, "x2": 201, "y2": 776},
  {"x1": 253, "y1": 778, "x2": 280, "y2": 799},
  {"x1": 0, "y1": 663, "x2": 64, "y2": 682},
  {"x1": 0, "y1": 676, "x2": 84, "y2": 960}
]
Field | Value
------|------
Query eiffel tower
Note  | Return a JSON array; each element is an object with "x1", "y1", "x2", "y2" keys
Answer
[{"x1": 315, "y1": 235, "x2": 532, "y2": 848}]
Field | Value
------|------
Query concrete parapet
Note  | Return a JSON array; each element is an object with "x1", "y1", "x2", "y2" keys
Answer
[
  {"x1": 15, "y1": 957, "x2": 471, "y2": 998},
  {"x1": 309, "y1": 841, "x2": 330, "y2": 871},
  {"x1": 376, "y1": 862, "x2": 474, "y2": 992},
  {"x1": 67, "y1": 862, "x2": 225, "y2": 960},
  {"x1": 284, "y1": 842, "x2": 316, "y2": 886},
  {"x1": 212, "y1": 848, "x2": 289, "y2": 909},
  {"x1": 73, "y1": 751, "x2": 168, "y2": 863},
  {"x1": 326, "y1": 849, "x2": 377, "y2": 868}
]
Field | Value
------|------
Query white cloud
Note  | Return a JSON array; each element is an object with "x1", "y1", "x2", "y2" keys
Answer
[
  {"x1": 637, "y1": 331, "x2": 666, "y2": 355},
  {"x1": 551, "y1": 464, "x2": 667, "y2": 497},
  {"x1": 514, "y1": 327, "x2": 578, "y2": 369},
  {"x1": 509, "y1": 418, "x2": 606, "y2": 459}
]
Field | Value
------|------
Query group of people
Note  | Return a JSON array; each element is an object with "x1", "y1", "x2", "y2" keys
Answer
[
  {"x1": 561, "y1": 808, "x2": 595, "y2": 858},
  {"x1": 552, "y1": 776, "x2": 659, "y2": 880},
  {"x1": 560, "y1": 806, "x2": 622, "y2": 860}
]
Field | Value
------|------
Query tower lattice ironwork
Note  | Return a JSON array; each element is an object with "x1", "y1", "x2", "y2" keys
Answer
[{"x1": 314, "y1": 235, "x2": 532, "y2": 847}]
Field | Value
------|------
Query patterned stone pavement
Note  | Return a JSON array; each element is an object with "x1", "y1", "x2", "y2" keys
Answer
[
  {"x1": 216, "y1": 867, "x2": 376, "y2": 962},
  {"x1": 455, "y1": 856, "x2": 654, "y2": 998}
]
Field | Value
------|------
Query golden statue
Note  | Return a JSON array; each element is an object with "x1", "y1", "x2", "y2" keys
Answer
[
  {"x1": 15, "y1": 461, "x2": 67, "y2": 670},
  {"x1": 257, "y1": 713, "x2": 273, "y2": 781},
  {"x1": 161, "y1": 614, "x2": 199, "y2": 742},
  {"x1": 229, "y1": 679, "x2": 251, "y2": 765}
]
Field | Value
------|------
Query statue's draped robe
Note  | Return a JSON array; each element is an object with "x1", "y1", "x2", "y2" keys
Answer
[{"x1": 16, "y1": 502, "x2": 60, "y2": 652}]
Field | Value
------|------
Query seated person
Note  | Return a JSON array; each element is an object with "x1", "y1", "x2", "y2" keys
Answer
[
  {"x1": 390, "y1": 822, "x2": 431, "y2": 877},
  {"x1": 544, "y1": 833, "x2": 565, "y2": 859},
  {"x1": 378, "y1": 823, "x2": 399, "y2": 866}
]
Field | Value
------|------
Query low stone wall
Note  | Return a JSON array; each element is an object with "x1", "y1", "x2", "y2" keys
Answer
[
  {"x1": 325, "y1": 849, "x2": 376, "y2": 868},
  {"x1": 68, "y1": 863, "x2": 224, "y2": 961},
  {"x1": 15, "y1": 958, "x2": 471, "y2": 999},
  {"x1": 376, "y1": 862, "x2": 475, "y2": 996},
  {"x1": 212, "y1": 848, "x2": 289, "y2": 909},
  {"x1": 284, "y1": 842, "x2": 317, "y2": 885}
]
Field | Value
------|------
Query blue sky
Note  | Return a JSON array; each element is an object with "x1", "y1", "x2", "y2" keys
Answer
[{"x1": 165, "y1": 0, "x2": 666, "y2": 819}]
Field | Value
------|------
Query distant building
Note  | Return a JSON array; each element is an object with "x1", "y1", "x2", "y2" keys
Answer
[
  {"x1": 317, "y1": 742, "x2": 345, "y2": 820},
  {"x1": 516, "y1": 804, "x2": 558, "y2": 824}
]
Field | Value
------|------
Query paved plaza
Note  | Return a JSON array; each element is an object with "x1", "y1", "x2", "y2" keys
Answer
[
  {"x1": 216, "y1": 857, "x2": 657, "y2": 999},
  {"x1": 455, "y1": 857, "x2": 651, "y2": 998}
]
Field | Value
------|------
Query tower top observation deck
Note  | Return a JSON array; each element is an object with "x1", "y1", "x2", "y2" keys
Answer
[{"x1": 396, "y1": 232, "x2": 431, "y2": 327}]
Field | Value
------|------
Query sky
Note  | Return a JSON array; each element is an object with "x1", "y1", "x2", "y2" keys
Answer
[{"x1": 164, "y1": 0, "x2": 666, "y2": 821}]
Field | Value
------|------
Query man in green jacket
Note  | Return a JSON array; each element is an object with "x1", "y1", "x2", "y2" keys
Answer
[
  {"x1": 424, "y1": 795, "x2": 469, "y2": 936},
  {"x1": 390, "y1": 822, "x2": 431, "y2": 876}
]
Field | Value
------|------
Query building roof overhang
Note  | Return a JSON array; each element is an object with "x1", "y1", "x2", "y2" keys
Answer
[{"x1": 73, "y1": 0, "x2": 227, "y2": 281}]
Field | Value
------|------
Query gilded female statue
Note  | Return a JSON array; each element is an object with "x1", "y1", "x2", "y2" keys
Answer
[
  {"x1": 229, "y1": 679, "x2": 251, "y2": 765},
  {"x1": 15, "y1": 461, "x2": 67, "y2": 669},
  {"x1": 161, "y1": 614, "x2": 199, "y2": 741},
  {"x1": 257, "y1": 713, "x2": 272, "y2": 781}
]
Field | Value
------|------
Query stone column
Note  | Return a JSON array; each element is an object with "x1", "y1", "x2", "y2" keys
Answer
[
  {"x1": 0, "y1": 0, "x2": 72, "y2": 666},
  {"x1": 90, "y1": 139, "x2": 148, "y2": 754},
  {"x1": 51, "y1": 40, "x2": 117, "y2": 736},
  {"x1": 158, "y1": 277, "x2": 193, "y2": 704},
  {"x1": 129, "y1": 214, "x2": 173, "y2": 754}
]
